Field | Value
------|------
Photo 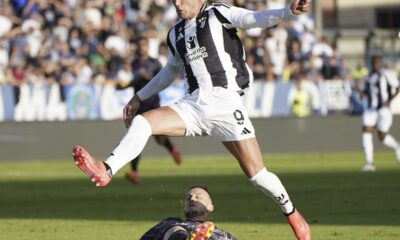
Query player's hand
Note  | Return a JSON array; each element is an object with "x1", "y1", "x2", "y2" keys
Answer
[
  {"x1": 123, "y1": 95, "x2": 141, "y2": 128},
  {"x1": 290, "y1": 0, "x2": 311, "y2": 15}
]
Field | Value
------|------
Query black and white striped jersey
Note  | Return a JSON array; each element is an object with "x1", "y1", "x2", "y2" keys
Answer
[
  {"x1": 167, "y1": 3, "x2": 254, "y2": 93},
  {"x1": 136, "y1": 3, "x2": 293, "y2": 100},
  {"x1": 362, "y1": 69, "x2": 400, "y2": 109}
]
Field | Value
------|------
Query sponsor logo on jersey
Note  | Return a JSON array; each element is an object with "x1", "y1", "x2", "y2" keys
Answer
[
  {"x1": 186, "y1": 36, "x2": 197, "y2": 49},
  {"x1": 185, "y1": 47, "x2": 209, "y2": 63},
  {"x1": 184, "y1": 36, "x2": 208, "y2": 63}
]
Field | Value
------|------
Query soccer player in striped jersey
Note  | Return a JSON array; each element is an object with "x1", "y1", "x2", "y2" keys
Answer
[
  {"x1": 73, "y1": 1, "x2": 311, "y2": 239},
  {"x1": 360, "y1": 55, "x2": 400, "y2": 172}
]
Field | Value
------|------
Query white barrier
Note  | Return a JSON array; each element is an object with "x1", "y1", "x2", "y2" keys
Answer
[
  {"x1": 0, "y1": 85, "x2": 4, "y2": 121},
  {"x1": 1, "y1": 80, "x2": 399, "y2": 121}
]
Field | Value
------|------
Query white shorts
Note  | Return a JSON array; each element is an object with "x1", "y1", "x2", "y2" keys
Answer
[
  {"x1": 362, "y1": 107, "x2": 393, "y2": 132},
  {"x1": 169, "y1": 87, "x2": 255, "y2": 142}
]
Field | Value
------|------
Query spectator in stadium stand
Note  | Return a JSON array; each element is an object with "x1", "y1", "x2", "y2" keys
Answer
[
  {"x1": 321, "y1": 56, "x2": 341, "y2": 80},
  {"x1": 116, "y1": 36, "x2": 182, "y2": 185},
  {"x1": 8, "y1": 61, "x2": 26, "y2": 105},
  {"x1": 247, "y1": 36, "x2": 271, "y2": 81},
  {"x1": 140, "y1": 185, "x2": 237, "y2": 240},
  {"x1": 287, "y1": 38, "x2": 303, "y2": 64},
  {"x1": 311, "y1": 36, "x2": 333, "y2": 72},
  {"x1": 72, "y1": 1, "x2": 312, "y2": 239},
  {"x1": 358, "y1": 55, "x2": 400, "y2": 172},
  {"x1": 288, "y1": 75, "x2": 311, "y2": 117},
  {"x1": 352, "y1": 59, "x2": 369, "y2": 81}
]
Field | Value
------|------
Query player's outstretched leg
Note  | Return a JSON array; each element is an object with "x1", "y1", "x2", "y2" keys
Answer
[
  {"x1": 251, "y1": 168, "x2": 311, "y2": 240},
  {"x1": 286, "y1": 208, "x2": 311, "y2": 240},
  {"x1": 380, "y1": 133, "x2": 400, "y2": 163},
  {"x1": 223, "y1": 139, "x2": 311, "y2": 240},
  {"x1": 72, "y1": 145, "x2": 111, "y2": 187}
]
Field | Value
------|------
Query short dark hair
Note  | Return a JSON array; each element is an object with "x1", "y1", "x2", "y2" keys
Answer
[
  {"x1": 371, "y1": 54, "x2": 382, "y2": 62},
  {"x1": 187, "y1": 185, "x2": 211, "y2": 196}
]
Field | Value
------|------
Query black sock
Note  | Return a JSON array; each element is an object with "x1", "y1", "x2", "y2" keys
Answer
[
  {"x1": 164, "y1": 138, "x2": 174, "y2": 152},
  {"x1": 130, "y1": 155, "x2": 140, "y2": 171}
]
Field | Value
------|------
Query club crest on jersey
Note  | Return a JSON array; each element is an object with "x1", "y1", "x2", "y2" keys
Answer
[
  {"x1": 198, "y1": 16, "x2": 207, "y2": 29},
  {"x1": 186, "y1": 36, "x2": 197, "y2": 49}
]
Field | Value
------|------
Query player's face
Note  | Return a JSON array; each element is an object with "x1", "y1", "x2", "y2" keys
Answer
[
  {"x1": 184, "y1": 188, "x2": 214, "y2": 219},
  {"x1": 372, "y1": 57, "x2": 382, "y2": 72},
  {"x1": 172, "y1": 0, "x2": 203, "y2": 19}
]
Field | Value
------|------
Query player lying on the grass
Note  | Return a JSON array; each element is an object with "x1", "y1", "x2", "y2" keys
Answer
[
  {"x1": 140, "y1": 185, "x2": 237, "y2": 240},
  {"x1": 72, "y1": 0, "x2": 311, "y2": 239}
]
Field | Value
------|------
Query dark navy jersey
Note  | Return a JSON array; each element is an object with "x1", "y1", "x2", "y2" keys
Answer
[
  {"x1": 118, "y1": 57, "x2": 162, "y2": 113},
  {"x1": 131, "y1": 57, "x2": 163, "y2": 93},
  {"x1": 140, "y1": 217, "x2": 237, "y2": 240}
]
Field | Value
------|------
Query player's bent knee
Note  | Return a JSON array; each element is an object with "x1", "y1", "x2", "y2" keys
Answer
[{"x1": 363, "y1": 126, "x2": 374, "y2": 132}]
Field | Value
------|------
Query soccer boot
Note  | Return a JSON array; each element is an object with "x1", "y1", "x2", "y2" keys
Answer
[
  {"x1": 361, "y1": 163, "x2": 376, "y2": 172},
  {"x1": 286, "y1": 208, "x2": 311, "y2": 240},
  {"x1": 125, "y1": 170, "x2": 140, "y2": 184},
  {"x1": 72, "y1": 145, "x2": 111, "y2": 187},
  {"x1": 189, "y1": 222, "x2": 215, "y2": 240},
  {"x1": 171, "y1": 146, "x2": 182, "y2": 165}
]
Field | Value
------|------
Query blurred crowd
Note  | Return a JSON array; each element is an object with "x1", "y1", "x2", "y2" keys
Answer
[{"x1": 0, "y1": 0, "x2": 398, "y2": 121}]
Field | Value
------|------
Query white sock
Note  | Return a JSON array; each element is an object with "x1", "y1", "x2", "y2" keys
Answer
[
  {"x1": 382, "y1": 134, "x2": 400, "y2": 150},
  {"x1": 250, "y1": 168, "x2": 294, "y2": 214},
  {"x1": 362, "y1": 132, "x2": 374, "y2": 165},
  {"x1": 105, "y1": 115, "x2": 152, "y2": 175}
]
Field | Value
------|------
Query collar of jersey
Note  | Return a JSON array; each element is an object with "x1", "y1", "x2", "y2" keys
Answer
[{"x1": 186, "y1": 4, "x2": 208, "y2": 22}]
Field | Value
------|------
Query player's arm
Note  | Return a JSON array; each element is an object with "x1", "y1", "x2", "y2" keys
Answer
[
  {"x1": 388, "y1": 87, "x2": 400, "y2": 104},
  {"x1": 136, "y1": 53, "x2": 181, "y2": 101},
  {"x1": 216, "y1": 0, "x2": 310, "y2": 29},
  {"x1": 384, "y1": 72, "x2": 400, "y2": 107},
  {"x1": 123, "y1": 51, "x2": 181, "y2": 128}
]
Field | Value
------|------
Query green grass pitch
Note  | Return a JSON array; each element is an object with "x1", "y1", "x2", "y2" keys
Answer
[{"x1": 1, "y1": 151, "x2": 400, "y2": 240}]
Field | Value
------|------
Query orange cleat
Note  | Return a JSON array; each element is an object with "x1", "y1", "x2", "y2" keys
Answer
[
  {"x1": 72, "y1": 145, "x2": 111, "y2": 187},
  {"x1": 189, "y1": 222, "x2": 215, "y2": 240},
  {"x1": 287, "y1": 208, "x2": 311, "y2": 240},
  {"x1": 125, "y1": 170, "x2": 140, "y2": 185},
  {"x1": 171, "y1": 146, "x2": 182, "y2": 165}
]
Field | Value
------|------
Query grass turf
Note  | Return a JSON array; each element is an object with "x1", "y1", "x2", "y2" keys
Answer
[{"x1": 0, "y1": 151, "x2": 400, "y2": 240}]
